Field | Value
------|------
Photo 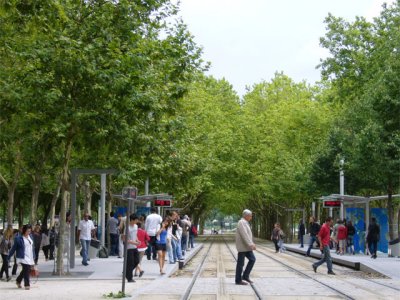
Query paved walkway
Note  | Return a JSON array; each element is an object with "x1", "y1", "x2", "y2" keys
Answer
[
  {"x1": 284, "y1": 243, "x2": 400, "y2": 280},
  {"x1": 0, "y1": 244, "x2": 202, "y2": 299},
  {"x1": 1, "y1": 240, "x2": 399, "y2": 299}
]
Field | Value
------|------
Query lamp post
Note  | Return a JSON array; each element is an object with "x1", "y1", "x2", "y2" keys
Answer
[{"x1": 340, "y1": 158, "x2": 345, "y2": 219}]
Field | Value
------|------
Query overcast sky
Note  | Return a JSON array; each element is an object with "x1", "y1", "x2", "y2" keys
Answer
[{"x1": 177, "y1": 0, "x2": 394, "y2": 97}]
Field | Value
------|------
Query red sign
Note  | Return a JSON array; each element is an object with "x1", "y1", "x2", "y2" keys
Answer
[
  {"x1": 323, "y1": 200, "x2": 341, "y2": 208},
  {"x1": 154, "y1": 199, "x2": 171, "y2": 207}
]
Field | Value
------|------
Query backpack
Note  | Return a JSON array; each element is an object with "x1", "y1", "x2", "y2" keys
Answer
[
  {"x1": 191, "y1": 225, "x2": 198, "y2": 236},
  {"x1": 98, "y1": 245, "x2": 108, "y2": 258}
]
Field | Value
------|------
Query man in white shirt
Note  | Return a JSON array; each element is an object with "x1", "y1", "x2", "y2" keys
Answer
[
  {"x1": 78, "y1": 213, "x2": 95, "y2": 266},
  {"x1": 144, "y1": 208, "x2": 162, "y2": 260}
]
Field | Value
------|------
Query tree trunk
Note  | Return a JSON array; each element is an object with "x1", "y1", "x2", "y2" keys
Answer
[
  {"x1": 84, "y1": 181, "x2": 92, "y2": 214},
  {"x1": 30, "y1": 171, "x2": 42, "y2": 225},
  {"x1": 1, "y1": 167, "x2": 21, "y2": 227},
  {"x1": 49, "y1": 178, "x2": 62, "y2": 228},
  {"x1": 55, "y1": 133, "x2": 73, "y2": 275}
]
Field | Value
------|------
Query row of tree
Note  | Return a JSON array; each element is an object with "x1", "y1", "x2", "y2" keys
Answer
[{"x1": 1, "y1": 1, "x2": 399, "y2": 258}]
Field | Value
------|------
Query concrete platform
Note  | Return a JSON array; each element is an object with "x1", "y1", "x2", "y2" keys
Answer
[
  {"x1": 0, "y1": 243, "x2": 203, "y2": 299},
  {"x1": 284, "y1": 243, "x2": 400, "y2": 280}
]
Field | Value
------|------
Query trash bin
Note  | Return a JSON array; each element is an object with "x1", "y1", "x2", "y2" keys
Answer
[
  {"x1": 388, "y1": 238, "x2": 400, "y2": 257},
  {"x1": 89, "y1": 239, "x2": 100, "y2": 259}
]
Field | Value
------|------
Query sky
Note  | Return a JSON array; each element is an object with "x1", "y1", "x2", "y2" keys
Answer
[{"x1": 177, "y1": 0, "x2": 395, "y2": 97}]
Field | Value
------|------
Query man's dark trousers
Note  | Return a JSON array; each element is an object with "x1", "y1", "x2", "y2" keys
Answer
[
  {"x1": 126, "y1": 248, "x2": 139, "y2": 281},
  {"x1": 235, "y1": 251, "x2": 256, "y2": 283}
]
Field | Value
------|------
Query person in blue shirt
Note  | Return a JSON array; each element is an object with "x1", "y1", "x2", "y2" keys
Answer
[{"x1": 156, "y1": 218, "x2": 170, "y2": 275}]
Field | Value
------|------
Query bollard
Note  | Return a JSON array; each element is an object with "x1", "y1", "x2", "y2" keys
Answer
[{"x1": 179, "y1": 260, "x2": 184, "y2": 269}]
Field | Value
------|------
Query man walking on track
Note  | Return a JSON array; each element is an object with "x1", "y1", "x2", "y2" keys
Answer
[
  {"x1": 235, "y1": 209, "x2": 256, "y2": 285},
  {"x1": 312, "y1": 216, "x2": 335, "y2": 275}
]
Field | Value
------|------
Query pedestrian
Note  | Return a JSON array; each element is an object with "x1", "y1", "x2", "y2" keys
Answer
[
  {"x1": 189, "y1": 222, "x2": 197, "y2": 249},
  {"x1": 312, "y1": 216, "x2": 335, "y2": 275},
  {"x1": 298, "y1": 219, "x2": 305, "y2": 248},
  {"x1": 77, "y1": 212, "x2": 95, "y2": 266},
  {"x1": 331, "y1": 219, "x2": 341, "y2": 253},
  {"x1": 48, "y1": 226, "x2": 56, "y2": 260},
  {"x1": 366, "y1": 217, "x2": 380, "y2": 259},
  {"x1": 156, "y1": 219, "x2": 170, "y2": 275},
  {"x1": 134, "y1": 222, "x2": 149, "y2": 277},
  {"x1": 271, "y1": 223, "x2": 280, "y2": 253},
  {"x1": 337, "y1": 220, "x2": 347, "y2": 255},
  {"x1": 31, "y1": 225, "x2": 42, "y2": 265},
  {"x1": 170, "y1": 211, "x2": 184, "y2": 263},
  {"x1": 107, "y1": 212, "x2": 119, "y2": 256},
  {"x1": 278, "y1": 225, "x2": 286, "y2": 253},
  {"x1": 0, "y1": 227, "x2": 13, "y2": 281},
  {"x1": 306, "y1": 216, "x2": 320, "y2": 256},
  {"x1": 180, "y1": 215, "x2": 191, "y2": 256},
  {"x1": 235, "y1": 209, "x2": 256, "y2": 285},
  {"x1": 124, "y1": 214, "x2": 140, "y2": 283},
  {"x1": 40, "y1": 226, "x2": 50, "y2": 261},
  {"x1": 346, "y1": 220, "x2": 355, "y2": 255},
  {"x1": 144, "y1": 208, "x2": 162, "y2": 260},
  {"x1": 166, "y1": 218, "x2": 175, "y2": 264},
  {"x1": 8, "y1": 224, "x2": 36, "y2": 290}
]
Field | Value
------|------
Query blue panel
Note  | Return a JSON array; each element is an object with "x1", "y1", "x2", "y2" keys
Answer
[
  {"x1": 113, "y1": 206, "x2": 127, "y2": 217},
  {"x1": 136, "y1": 206, "x2": 151, "y2": 217},
  {"x1": 346, "y1": 207, "x2": 365, "y2": 253},
  {"x1": 371, "y1": 208, "x2": 388, "y2": 253}
]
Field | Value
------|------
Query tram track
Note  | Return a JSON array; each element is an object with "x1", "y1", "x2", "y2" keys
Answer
[
  {"x1": 253, "y1": 243, "x2": 356, "y2": 300},
  {"x1": 180, "y1": 240, "x2": 214, "y2": 300},
  {"x1": 255, "y1": 240, "x2": 400, "y2": 293},
  {"x1": 172, "y1": 235, "x2": 398, "y2": 299}
]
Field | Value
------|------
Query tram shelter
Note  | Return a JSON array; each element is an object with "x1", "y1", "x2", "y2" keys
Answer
[{"x1": 319, "y1": 193, "x2": 400, "y2": 254}]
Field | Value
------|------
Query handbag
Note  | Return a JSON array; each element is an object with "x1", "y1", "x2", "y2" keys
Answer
[{"x1": 30, "y1": 265, "x2": 39, "y2": 278}]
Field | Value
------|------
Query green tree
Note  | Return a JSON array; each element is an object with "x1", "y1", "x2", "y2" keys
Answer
[{"x1": 317, "y1": 2, "x2": 400, "y2": 239}]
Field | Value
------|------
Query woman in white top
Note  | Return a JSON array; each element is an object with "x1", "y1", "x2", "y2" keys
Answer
[{"x1": 8, "y1": 224, "x2": 35, "y2": 290}]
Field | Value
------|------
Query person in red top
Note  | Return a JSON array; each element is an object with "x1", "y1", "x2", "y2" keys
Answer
[
  {"x1": 336, "y1": 220, "x2": 347, "y2": 255},
  {"x1": 134, "y1": 222, "x2": 150, "y2": 277},
  {"x1": 312, "y1": 217, "x2": 335, "y2": 275}
]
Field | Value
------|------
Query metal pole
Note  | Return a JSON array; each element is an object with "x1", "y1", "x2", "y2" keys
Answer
[
  {"x1": 340, "y1": 159, "x2": 345, "y2": 219},
  {"x1": 145, "y1": 177, "x2": 150, "y2": 208},
  {"x1": 312, "y1": 202, "x2": 315, "y2": 217},
  {"x1": 101, "y1": 174, "x2": 106, "y2": 246},
  {"x1": 365, "y1": 200, "x2": 370, "y2": 255},
  {"x1": 122, "y1": 198, "x2": 131, "y2": 294},
  {"x1": 70, "y1": 171, "x2": 77, "y2": 269}
]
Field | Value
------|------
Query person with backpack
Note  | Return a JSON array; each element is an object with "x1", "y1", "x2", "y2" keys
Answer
[
  {"x1": 189, "y1": 222, "x2": 197, "y2": 249},
  {"x1": 0, "y1": 227, "x2": 13, "y2": 281},
  {"x1": 271, "y1": 223, "x2": 281, "y2": 253}
]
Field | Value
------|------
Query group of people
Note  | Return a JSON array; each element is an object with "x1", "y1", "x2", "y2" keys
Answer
[
  {"x1": 303, "y1": 216, "x2": 381, "y2": 259},
  {"x1": 0, "y1": 208, "x2": 383, "y2": 289},
  {"x1": 101, "y1": 208, "x2": 197, "y2": 283},
  {"x1": 310, "y1": 216, "x2": 381, "y2": 275},
  {"x1": 0, "y1": 223, "x2": 57, "y2": 290}
]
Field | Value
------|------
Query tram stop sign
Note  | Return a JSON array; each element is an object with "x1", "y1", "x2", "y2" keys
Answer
[
  {"x1": 122, "y1": 187, "x2": 137, "y2": 199},
  {"x1": 323, "y1": 199, "x2": 341, "y2": 208},
  {"x1": 154, "y1": 196, "x2": 172, "y2": 207}
]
